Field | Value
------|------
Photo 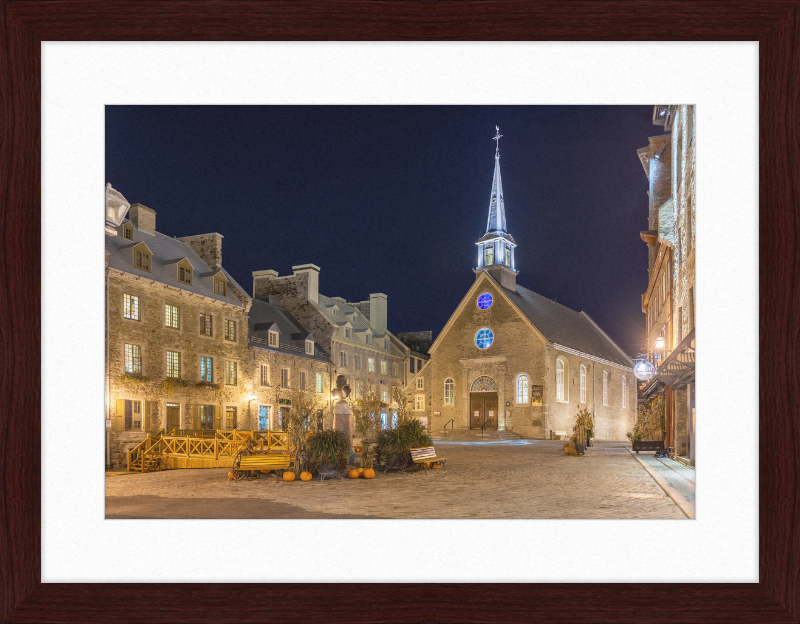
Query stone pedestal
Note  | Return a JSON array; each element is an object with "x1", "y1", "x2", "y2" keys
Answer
[{"x1": 333, "y1": 399, "x2": 354, "y2": 453}]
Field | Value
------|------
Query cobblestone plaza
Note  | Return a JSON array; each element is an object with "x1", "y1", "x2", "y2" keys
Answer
[{"x1": 106, "y1": 440, "x2": 690, "y2": 520}]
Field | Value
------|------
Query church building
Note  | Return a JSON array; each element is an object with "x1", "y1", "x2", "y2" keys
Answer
[{"x1": 407, "y1": 130, "x2": 636, "y2": 440}]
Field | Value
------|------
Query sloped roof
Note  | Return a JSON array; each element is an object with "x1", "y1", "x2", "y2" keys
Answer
[
  {"x1": 502, "y1": 283, "x2": 632, "y2": 367},
  {"x1": 106, "y1": 221, "x2": 248, "y2": 307},
  {"x1": 315, "y1": 293, "x2": 404, "y2": 358},
  {"x1": 249, "y1": 299, "x2": 330, "y2": 362}
]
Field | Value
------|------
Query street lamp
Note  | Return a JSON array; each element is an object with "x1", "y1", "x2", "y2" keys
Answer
[{"x1": 655, "y1": 335, "x2": 665, "y2": 350}]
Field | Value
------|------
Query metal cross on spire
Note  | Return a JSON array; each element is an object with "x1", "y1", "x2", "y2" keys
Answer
[{"x1": 493, "y1": 125, "x2": 503, "y2": 157}]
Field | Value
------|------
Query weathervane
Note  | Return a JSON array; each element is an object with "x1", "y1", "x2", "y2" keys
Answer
[{"x1": 493, "y1": 125, "x2": 503, "y2": 157}]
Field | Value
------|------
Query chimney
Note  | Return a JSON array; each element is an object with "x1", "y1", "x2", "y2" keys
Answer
[
  {"x1": 252, "y1": 269, "x2": 278, "y2": 299},
  {"x1": 292, "y1": 264, "x2": 320, "y2": 304},
  {"x1": 268, "y1": 294, "x2": 283, "y2": 307},
  {"x1": 369, "y1": 293, "x2": 388, "y2": 333},
  {"x1": 178, "y1": 233, "x2": 223, "y2": 270},
  {"x1": 129, "y1": 203, "x2": 156, "y2": 235}
]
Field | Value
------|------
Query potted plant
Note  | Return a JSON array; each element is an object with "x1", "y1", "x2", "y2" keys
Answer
[{"x1": 305, "y1": 429, "x2": 349, "y2": 475}]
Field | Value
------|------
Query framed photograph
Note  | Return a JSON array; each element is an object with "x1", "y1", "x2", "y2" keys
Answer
[{"x1": 2, "y1": 2, "x2": 798, "y2": 622}]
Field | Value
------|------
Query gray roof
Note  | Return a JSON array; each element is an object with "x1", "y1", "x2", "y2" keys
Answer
[
  {"x1": 502, "y1": 283, "x2": 632, "y2": 367},
  {"x1": 315, "y1": 294, "x2": 404, "y2": 358},
  {"x1": 249, "y1": 299, "x2": 330, "y2": 362},
  {"x1": 106, "y1": 221, "x2": 248, "y2": 308}
]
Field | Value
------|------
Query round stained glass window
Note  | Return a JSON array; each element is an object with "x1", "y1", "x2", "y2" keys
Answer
[
  {"x1": 477, "y1": 293, "x2": 493, "y2": 309},
  {"x1": 475, "y1": 328, "x2": 494, "y2": 349}
]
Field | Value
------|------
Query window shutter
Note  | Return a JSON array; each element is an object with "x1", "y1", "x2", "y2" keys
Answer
[
  {"x1": 214, "y1": 406, "x2": 222, "y2": 431},
  {"x1": 114, "y1": 399, "x2": 126, "y2": 431},
  {"x1": 145, "y1": 401, "x2": 153, "y2": 432}
]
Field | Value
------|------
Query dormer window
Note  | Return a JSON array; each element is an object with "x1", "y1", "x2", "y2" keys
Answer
[
  {"x1": 123, "y1": 223, "x2": 133, "y2": 240},
  {"x1": 132, "y1": 242, "x2": 151, "y2": 273},
  {"x1": 366, "y1": 334, "x2": 372, "y2": 345},
  {"x1": 345, "y1": 327, "x2": 352, "y2": 339},
  {"x1": 305, "y1": 340, "x2": 314, "y2": 355},
  {"x1": 214, "y1": 278, "x2": 226, "y2": 296},
  {"x1": 268, "y1": 330, "x2": 279, "y2": 348},
  {"x1": 332, "y1": 305, "x2": 339, "y2": 315}
]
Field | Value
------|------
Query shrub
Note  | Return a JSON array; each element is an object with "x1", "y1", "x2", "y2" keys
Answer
[
  {"x1": 305, "y1": 429, "x2": 349, "y2": 474},
  {"x1": 374, "y1": 419, "x2": 432, "y2": 468}
]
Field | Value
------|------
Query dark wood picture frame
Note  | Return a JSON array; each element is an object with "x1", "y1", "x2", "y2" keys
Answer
[{"x1": 1, "y1": 1, "x2": 797, "y2": 622}]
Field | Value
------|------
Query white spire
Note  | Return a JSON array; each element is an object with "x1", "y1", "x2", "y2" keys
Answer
[{"x1": 486, "y1": 126, "x2": 507, "y2": 234}]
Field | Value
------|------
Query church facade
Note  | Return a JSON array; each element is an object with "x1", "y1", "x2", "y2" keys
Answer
[{"x1": 407, "y1": 131, "x2": 636, "y2": 440}]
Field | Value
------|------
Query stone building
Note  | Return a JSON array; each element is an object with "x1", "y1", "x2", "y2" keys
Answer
[
  {"x1": 105, "y1": 186, "x2": 333, "y2": 468},
  {"x1": 406, "y1": 133, "x2": 636, "y2": 440},
  {"x1": 251, "y1": 266, "x2": 408, "y2": 429},
  {"x1": 636, "y1": 105, "x2": 696, "y2": 464}
]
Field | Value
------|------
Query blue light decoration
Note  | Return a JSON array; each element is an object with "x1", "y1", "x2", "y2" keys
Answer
[
  {"x1": 478, "y1": 293, "x2": 493, "y2": 309},
  {"x1": 475, "y1": 328, "x2": 494, "y2": 349}
]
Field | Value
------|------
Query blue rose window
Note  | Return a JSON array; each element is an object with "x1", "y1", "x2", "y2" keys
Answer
[
  {"x1": 475, "y1": 328, "x2": 494, "y2": 349},
  {"x1": 477, "y1": 293, "x2": 493, "y2": 309}
]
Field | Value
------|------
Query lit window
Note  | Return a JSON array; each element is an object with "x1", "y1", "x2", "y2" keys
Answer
[
  {"x1": 516, "y1": 374, "x2": 529, "y2": 403},
  {"x1": 415, "y1": 395, "x2": 425, "y2": 411},
  {"x1": 224, "y1": 320, "x2": 236, "y2": 341},
  {"x1": 166, "y1": 350, "x2": 180, "y2": 378},
  {"x1": 315, "y1": 373, "x2": 323, "y2": 393},
  {"x1": 381, "y1": 385, "x2": 388, "y2": 402},
  {"x1": 122, "y1": 399, "x2": 142, "y2": 431},
  {"x1": 225, "y1": 361, "x2": 237, "y2": 385},
  {"x1": 485, "y1": 245, "x2": 494, "y2": 266},
  {"x1": 380, "y1": 360, "x2": 387, "y2": 375},
  {"x1": 134, "y1": 250, "x2": 150, "y2": 272},
  {"x1": 354, "y1": 354, "x2": 362, "y2": 370},
  {"x1": 165, "y1": 304, "x2": 179, "y2": 329},
  {"x1": 199, "y1": 404, "x2": 215, "y2": 430},
  {"x1": 268, "y1": 330, "x2": 278, "y2": 347},
  {"x1": 603, "y1": 371, "x2": 608, "y2": 406},
  {"x1": 477, "y1": 293, "x2": 493, "y2": 309},
  {"x1": 580, "y1": 365, "x2": 586, "y2": 403},
  {"x1": 381, "y1": 413, "x2": 388, "y2": 430},
  {"x1": 444, "y1": 378, "x2": 454, "y2": 404},
  {"x1": 260, "y1": 365, "x2": 269, "y2": 386},
  {"x1": 417, "y1": 377, "x2": 423, "y2": 390},
  {"x1": 281, "y1": 368, "x2": 289, "y2": 388},
  {"x1": 123, "y1": 294, "x2": 140, "y2": 320},
  {"x1": 305, "y1": 340, "x2": 314, "y2": 355},
  {"x1": 179, "y1": 265, "x2": 192, "y2": 285},
  {"x1": 339, "y1": 350, "x2": 348, "y2": 368},
  {"x1": 225, "y1": 406, "x2": 237, "y2": 429},
  {"x1": 622, "y1": 376, "x2": 627, "y2": 408},
  {"x1": 214, "y1": 278, "x2": 226, "y2": 296},
  {"x1": 368, "y1": 358, "x2": 375, "y2": 373},
  {"x1": 199, "y1": 313, "x2": 212, "y2": 336},
  {"x1": 475, "y1": 328, "x2": 494, "y2": 349},
  {"x1": 200, "y1": 356, "x2": 213, "y2": 382},
  {"x1": 392, "y1": 362, "x2": 398, "y2": 377},
  {"x1": 556, "y1": 360, "x2": 564, "y2": 401},
  {"x1": 125, "y1": 344, "x2": 141, "y2": 374}
]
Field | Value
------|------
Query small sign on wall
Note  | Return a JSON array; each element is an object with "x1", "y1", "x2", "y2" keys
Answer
[
  {"x1": 419, "y1": 417, "x2": 428, "y2": 428},
  {"x1": 531, "y1": 385, "x2": 543, "y2": 406}
]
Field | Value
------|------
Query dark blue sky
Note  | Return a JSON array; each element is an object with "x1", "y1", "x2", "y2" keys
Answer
[{"x1": 106, "y1": 105, "x2": 665, "y2": 357}]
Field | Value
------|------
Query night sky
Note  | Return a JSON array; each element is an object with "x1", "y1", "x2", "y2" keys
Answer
[{"x1": 105, "y1": 105, "x2": 666, "y2": 358}]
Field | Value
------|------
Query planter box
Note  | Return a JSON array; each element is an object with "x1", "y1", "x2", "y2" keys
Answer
[{"x1": 632, "y1": 440, "x2": 664, "y2": 453}]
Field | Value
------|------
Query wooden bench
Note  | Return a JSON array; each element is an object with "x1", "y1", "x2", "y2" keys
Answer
[
  {"x1": 410, "y1": 446, "x2": 446, "y2": 473},
  {"x1": 553, "y1": 430, "x2": 568, "y2": 440},
  {"x1": 235, "y1": 453, "x2": 291, "y2": 477}
]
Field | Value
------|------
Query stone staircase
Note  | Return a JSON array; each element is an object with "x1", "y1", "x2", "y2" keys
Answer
[{"x1": 434, "y1": 428, "x2": 521, "y2": 442}]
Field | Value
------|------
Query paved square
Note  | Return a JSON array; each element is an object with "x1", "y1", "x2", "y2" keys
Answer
[{"x1": 105, "y1": 440, "x2": 687, "y2": 519}]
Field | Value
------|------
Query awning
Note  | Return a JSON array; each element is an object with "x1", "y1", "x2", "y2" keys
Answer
[{"x1": 642, "y1": 328, "x2": 695, "y2": 394}]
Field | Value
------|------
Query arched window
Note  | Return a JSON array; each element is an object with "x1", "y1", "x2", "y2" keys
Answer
[
  {"x1": 475, "y1": 328, "x2": 494, "y2": 349},
  {"x1": 484, "y1": 244, "x2": 494, "y2": 266},
  {"x1": 603, "y1": 371, "x2": 608, "y2": 406},
  {"x1": 444, "y1": 378, "x2": 454, "y2": 405},
  {"x1": 621, "y1": 376, "x2": 627, "y2": 408},
  {"x1": 580, "y1": 365, "x2": 586, "y2": 403},
  {"x1": 556, "y1": 360, "x2": 565, "y2": 401},
  {"x1": 516, "y1": 374, "x2": 529, "y2": 404}
]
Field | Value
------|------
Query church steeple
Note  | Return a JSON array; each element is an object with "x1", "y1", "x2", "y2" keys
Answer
[{"x1": 475, "y1": 126, "x2": 518, "y2": 291}]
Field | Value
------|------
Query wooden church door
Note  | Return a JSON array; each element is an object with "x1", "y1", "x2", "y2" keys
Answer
[{"x1": 470, "y1": 392, "x2": 499, "y2": 429}]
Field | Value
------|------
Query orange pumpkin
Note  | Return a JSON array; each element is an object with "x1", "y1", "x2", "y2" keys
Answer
[
  {"x1": 283, "y1": 471, "x2": 296, "y2": 482},
  {"x1": 348, "y1": 469, "x2": 360, "y2": 479},
  {"x1": 357, "y1": 467, "x2": 364, "y2": 475},
  {"x1": 300, "y1": 471, "x2": 312, "y2": 481},
  {"x1": 363, "y1": 468, "x2": 375, "y2": 479},
  {"x1": 227, "y1": 471, "x2": 234, "y2": 480}
]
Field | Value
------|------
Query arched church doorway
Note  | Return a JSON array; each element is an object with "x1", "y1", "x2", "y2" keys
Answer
[{"x1": 470, "y1": 376, "x2": 498, "y2": 430}]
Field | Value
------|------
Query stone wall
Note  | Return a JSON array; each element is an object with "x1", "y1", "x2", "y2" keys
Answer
[{"x1": 178, "y1": 233, "x2": 223, "y2": 270}]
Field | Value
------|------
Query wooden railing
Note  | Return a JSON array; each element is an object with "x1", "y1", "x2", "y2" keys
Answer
[{"x1": 127, "y1": 429, "x2": 292, "y2": 472}]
